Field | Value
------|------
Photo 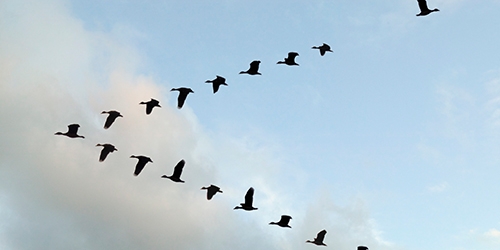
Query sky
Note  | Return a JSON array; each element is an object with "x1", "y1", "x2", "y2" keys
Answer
[{"x1": 1, "y1": 0, "x2": 500, "y2": 249}]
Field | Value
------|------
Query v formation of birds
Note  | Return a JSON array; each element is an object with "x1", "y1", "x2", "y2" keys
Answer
[{"x1": 53, "y1": 1, "x2": 439, "y2": 248}]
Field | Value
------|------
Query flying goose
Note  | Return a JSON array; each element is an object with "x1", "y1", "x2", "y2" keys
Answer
[
  {"x1": 171, "y1": 88, "x2": 194, "y2": 109},
  {"x1": 201, "y1": 185, "x2": 223, "y2": 200},
  {"x1": 312, "y1": 43, "x2": 333, "y2": 56},
  {"x1": 139, "y1": 98, "x2": 161, "y2": 115},
  {"x1": 205, "y1": 76, "x2": 228, "y2": 94},
  {"x1": 269, "y1": 215, "x2": 292, "y2": 228},
  {"x1": 234, "y1": 187, "x2": 258, "y2": 211},
  {"x1": 101, "y1": 110, "x2": 123, "y2": 129},
  {"x1": 54, "y1": 124, "x2": 84, "y2": 138},
  {"x1": 277, "y1": 52, "x2": 299, "y2": 66},
  {"x1": 130, "y1": 155, "x2": 153, "y2": 176},
  {"x1": 161, "y1": 159, "x2": 185, "y2": 183},
  {"x1": 95, "y1": 143, "x2": 117, "y2": 162},
  {"x1": 416, "y1": 0, "x2": 439, "y2": 16},
  {"x1": 239, "y1": 60, "x2": 261, "y2": 75},
  {"x1": 306, "y1": 230, "x2": 327, "y2": 246}
]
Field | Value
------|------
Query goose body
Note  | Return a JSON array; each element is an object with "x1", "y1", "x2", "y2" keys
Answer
[
  {"x1": 269, "y1": 215, "x2": 292, "y2": 228},
  {"x1": 171, "y1": 88, "x2": 194, "y2": 109},
  {"x1": 161, "y1": 159, "x2": 185, "y2": 183},
  {"x1": 358, "y1": 246, "x2": 369, "y2": 250},
  {"x1": 239, "y1": 60, "x2": 261, "y2": 75},
  {"x1": 277, "y1": 52, "x2": 299, "y2": 66},
  {"x1": 201, "y1": 185, "x2": 223, "y2": 200},
  {"x1": 139, "y1": 98, "x2": 161, "y2": 115},
  {"x1": 130, "y1": 155, "x2": 153, "y2": 176},
  {"x1": 234, "y1": 187, "x2": 258, "y2": 211},
  {"x1": 55, "y1": 124, "x2": 84, "y2": 138},
  {"x1": 416, "y1": 0, "x2": 439, "y2": 16},
  {"x1": 101, "y1": 110, "x2": 122, "y2": 129},
  {"x1": 306, "y1": 230, "x2": 327, "y2": 246},
  {"x1": 312, "y1": 43, "x2": 333, "y2": 56},
  {"x1": 96, "y1": 143, "x2": 117, "y2": 162},
  {"x1": 205, "y1": 75, "x2": 228, "y2": 93}
]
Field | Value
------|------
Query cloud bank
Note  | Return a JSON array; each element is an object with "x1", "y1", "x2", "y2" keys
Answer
[{"x1": 0, "y1": 0, "x2": 398, "y2": 249}]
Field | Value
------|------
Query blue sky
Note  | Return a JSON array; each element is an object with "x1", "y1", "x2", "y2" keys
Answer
[{"x1": 1, "y1": 0, "x2": 500, "y2": 249}]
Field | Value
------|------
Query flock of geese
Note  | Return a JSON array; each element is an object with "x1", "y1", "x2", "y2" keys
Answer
[{"x1": 54, "y1": 1, "x2": 439, "y2": 248}]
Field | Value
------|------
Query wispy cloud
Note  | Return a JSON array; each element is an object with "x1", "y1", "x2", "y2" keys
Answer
[{"x1": 427, "y1": 182, "x2": 449, "y2": 193}]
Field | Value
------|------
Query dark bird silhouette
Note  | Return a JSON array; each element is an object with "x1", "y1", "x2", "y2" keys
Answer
[
  {"x1": 269, "y1": 215, "x2": 292, "y2": 228},
  {"x1": 95, "y1": 143, "x2": 117, "y2": 162},
  {"x1": 54, "y1": 124, "x2": 84, "y2": 138},
  {"x1": 239, "y1": 60, "x2": 261, "y2": 75},
  {"x1": 234, "y1": 187, "x2": 258, "y2": 211},
  {"x1": 130, "y1": 155, "x2": 153, "y2": 176},
  {"x1": 358, "y1": 246, "x2": 369, "y2": 250},
  {"x1": 205, "y1": 75, "x2": 228, "y2": 94},
  {"x1": 101, "y1": 110, "x2": 122, "y2": 129},
  {"x1": 312, "y1": 43, "x2": 333, "y2": 56},
  {"x1": 139, "y1": 98, "x2": 161, "y2": 115},
  {"x1": 277, "y1": 52, "x2": 299, "y2": 66},
  {"x1": 170, "y1": 87, "x2": 194, "y2": 109},
  {"x1": 161, "y1": 159, "x2": 185, "y2": 183},
  {"x1": 416, "y1": 0, "x2": 439, "y2": 16},
  {"x1": 201, "y1": 185, "x2": 223, "y2": 200},
  {"x1": 306, "y1": 230, "x2": 327, "y2": 246}
]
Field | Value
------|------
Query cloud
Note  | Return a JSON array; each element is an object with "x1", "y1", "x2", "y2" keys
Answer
[
  {"x1": 0, "y1": 0, "x2": 399, "y2": 249},
  {"x1": 427, "y1": 182, "x2": 449, "y2": 193},
  {"x1": 466, "y1": 228, "x2": 500, "y2": 249},
  {"x1": 484, "y1": 229, "x2": 500, "y2": 240}
]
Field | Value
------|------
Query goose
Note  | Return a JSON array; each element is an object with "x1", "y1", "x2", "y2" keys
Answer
[
  {"x1": 416, "y1": 0, "x2": 439, "y2": 16},
  {"x1": 161, "y1": 159, "x2": 185, "y2": 183},
  {"x1": 239, "y1": 60, "x2": 261, "y2": 75},
  {"x1": 201, "y1": 185, "x2": 223, "y2": 200},
  {"x1": 234, "y1": 187, "x2": 258, "y2": 211},
  {"x1": 205, "y1": 75, "x2": 228, "y2": 94},
  {"x1": 95, "y1": 143, "x2": 117, "y2": 162},
  {"x1": 358, "y1": 246, "x2": 369, "y2": 250},
  {"x1": 277, "y1": 52, "x2": 299, "y2": 66},
  {"x1": 269, "y1": 215, "x2": 292, "y2": 228},
  {"x1": 101, "y1": 110, "x2": 122, "y2": 129},
  {"x1": 312, "y1": 43, "x2": 333, "y2": 56},
  {"x1": 171, "y1": 88, "x2": 194, "y2": 109},
  {"x1": 306, "y1": 230, "x2": 327, "y2": 246},
  {"x1": 139, "y1": 98, "x2": 161, "y2": 115},
  {"x1": 130, "y1": 155, "x2": 153, "y2": 176},
  {"x1": 54, "y1": 124, "x2": 84, "y2": 138}
]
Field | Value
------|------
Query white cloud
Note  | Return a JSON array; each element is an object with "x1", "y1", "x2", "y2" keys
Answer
[
  {"x1": 0, "y1": 0, "x2": 400, "y2": 249},
  {"x1": 484, "y1": 229, "x2": 500, "y2": 239},
  {"x1": 427, "y1": 182, "x2": 449, "y2": 193}
]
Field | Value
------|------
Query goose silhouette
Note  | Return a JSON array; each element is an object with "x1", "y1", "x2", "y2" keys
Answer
[
  {"x1": 312, "y1": 43, "x2": 333, "y2": 56},
  {"x1": 239, "y1": 60, "x2": 261, "y2": 75},
  {"x1": 234, "y1": 187, "x2": 258, "y2": 211},
  {"x1": 130, "y1": 155, "x2": 153, "y2": 176},
  {"x1": 277, "y1": 52, "x2": 299, "y2": 66},
  {"x1": 416, "y1": 0, "x2": 439, "y2": 16},
  {"x1": 161, "y1": 159, "x2": 186, "y2": 183},
  {"x1": 201, "y1": 185, "x2": 223, "y2": 200},
  {"x1": 171, "y1": 88, "x2": 194, "y2": 109},
  {"x1": 269, "y1": 215, "x2": 292, "y2": 228},
  {"x1": 139, "y1": 98, "x2": 161, "y2": 115},
  {"x1": 55, "y1": 124, "x2": 84, "y2": 138},
  {"x1": 205, "y1": 76, "x2": 228, "y2": 94},
  {"x1": 101, "y1": 110, "x2": 122, "y2": 129},
  {"x1": 95, "y1": 143, "x2": 117, "y2": 162},
  {"x1": 306, "y1": 230, "x2": 327, "y2": 246}
]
